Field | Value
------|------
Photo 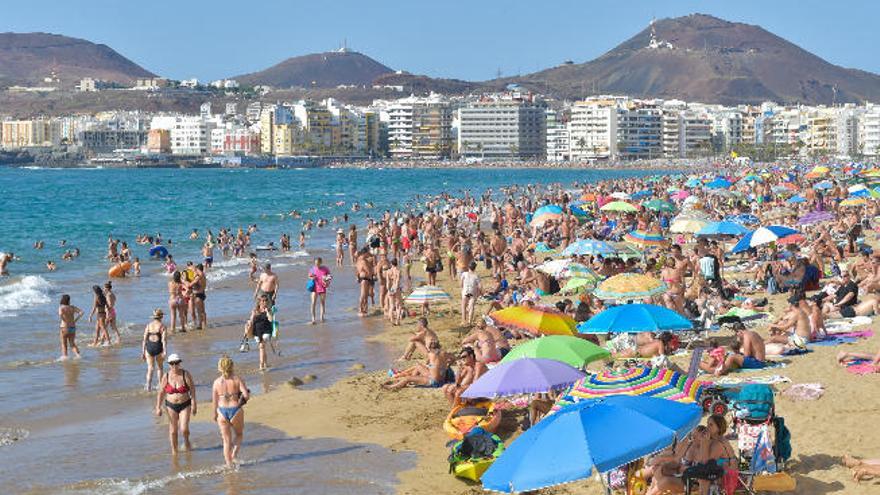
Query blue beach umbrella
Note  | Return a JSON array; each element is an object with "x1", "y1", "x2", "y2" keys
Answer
[
  {"x1": 725, "y1": 213, "x2": 760, "y2": 225},
  {"x1": 814, "y1": 180, "x2": 833, "y2": 190},
  {"x1": 562, "y1": 239, "x2": 615, "y2": 257},
  {"x1": 706, "y1": 178, "x2": 732, "y2": 189},
  {"x1": 786, "y1": 195, "x2": 806, "y2": 204},
  {"x1": 631, "y1": 189, "x2": 653, "y2": 200},
  {"x1": 685, "y1": 178, "x2": 702, "y2": 188},
  {"x1": 730, "y1": 225, "x2": 800, "y2": 253},
  {"x1": 578, "y1": 303, "x2": 693, "y2": 334},
  {"x1": 696, "y1": 221, "x2": 751, "y2": 237},
  {"x1": 480, "y1": 396, "x2": 702, "y2": 493}
]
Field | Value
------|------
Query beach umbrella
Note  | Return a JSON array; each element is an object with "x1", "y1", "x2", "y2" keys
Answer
[
  {"x1": 562, "y1": 239, "x2": 615, "y2": 257},
  {"x1": 624, "y1": 230, "x2": 669, "y2": 248},
  {"x1": 609, "y1": 192, "x2": 631, "y2": 200},
  {"x1": 813, "y1": 180, "x2": 833, "y2": 190},
  {"x1": 569, "y1": 205, "x2": 591, "y2": 220},
  {"x1": 536, "y1": 259, "x2": 571, "y2": 277},
  {"x1": 530, "y1": 205, "x2": 564, "y2": 226},
  {"x1": 669, "y1": 216, "x2": 709, "y2": 234},
  {"x1": 786, "y1": 195, "x2": 806, "y2": 204},
  {"x1": 534, "y1": 242, "x2": 554, "y2": 253},
  {"x1": 840, "y1": 197, "x2": 867, "y2": 207},
  {"x1": 579, "y1": 192, "x2": 597, "y2": 202},
  {"x1": 480, "y1": 396, "x2": 702, "y2": 493},
  {"x1": 725, "y1": 213, "x2": 760, "y2": 225},
  {"x1": 643, "y1": 199, "x2": 675, "y2": 212},
  {"x1": 685, "y1": 178, "x2": 702, "y2": 188},
  {"x1": 706, "y1": 178, "x2": 732, "y2": 189},
  {"x1": 810, "y1": 165, "x2": 830, "y2": 176},
  {"x1": 499, "y1": 336, "x2": 610, "y2": 369},
  {"x1": 554, "y1": 367, "x2": 704, "y2": 407},
  {"x1": 695, "y1": 220, "x2": 750, "y2": 237},
  {"x1": 631, "y1": 189, "x2": 653, "y2": 200},
  {"x1": 777, "y1": 233, "x2": 806, "y2": 245},
  {"x1": 742, "y1": 174, "x2": 763, "y2": 183},
  {"x1": 671, "y1": 190, "x2": 691, "y2": 201},
  {"x1": 609, "y1": 243, "x2": 643, "y2": 261},
  {"x1": 564, "y1": 263, "x2": 601, "y2": 280},
  {"x1": 599, "y1": 201, "x2": 638, "y2": 213},
  {"x1": 593, "y1": 273, "x2": 668, "y2": 300},
  {"x1": 798, "y1": 211, "x2": 835, "y2": 225},
  {"x1": 863, "y1": 169, "x2": 880, "y2": 177},
  {"x1": 489, "y1": 306, "x2": 577, "y2": 336},
  {"x1": 730, "y1": 225, "x2": 800, "y2": 253},
  {"x1": 404, "y1": 286, "x2": 451, "y2": 304},
  {"x1": 461, "y1": 358, "x2": 585, "y2": 399},
  {"x1": 561, "y1": 277, "x2": 597, "y2": 294},
  {"x1": 578, "y1": 303, "x2": 692, "y2": 334}
]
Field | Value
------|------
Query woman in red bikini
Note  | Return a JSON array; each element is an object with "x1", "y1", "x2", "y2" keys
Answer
[{"x1": 155, "y1": 353, "x2": 196, "y2": 454}]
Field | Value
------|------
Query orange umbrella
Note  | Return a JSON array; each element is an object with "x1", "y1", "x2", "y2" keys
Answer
[{"x1": 489, "y1": 306, "x2": 576, "y2": 336}]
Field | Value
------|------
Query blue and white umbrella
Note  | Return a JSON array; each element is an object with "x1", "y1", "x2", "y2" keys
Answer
[
  {"x1": 730, "y1": 225, "x2": 800, "y2": 253},
  {"x1": 725, "y1": 213, "x2": 760, "y2": 225},
  {"x1": 563, "y1": 239, "x2": 615, "y2": 257},
  {"x1": 695, "y1": 221, "x2": 751, "y2": 237},
  {"x1": 786, "y1": 195, "x2": 807, "y2": 204}
]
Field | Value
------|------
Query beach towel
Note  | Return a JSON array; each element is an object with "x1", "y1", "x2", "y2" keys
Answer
[
  {"x1": 809, "y1": 336, "x2": 858, "y2": 347},
  {"x1": 827, "y1": 329, "x2": 874, "y2": 339},
  {"x1": 845, "y1": 359, "x2": 878, "y2": 376},
  {"x1": 713, "y1": 375, "x2": 791, "y2": 386},
  {"x1": 782, "y1": 383, "x2": 825, "y2": 401}
]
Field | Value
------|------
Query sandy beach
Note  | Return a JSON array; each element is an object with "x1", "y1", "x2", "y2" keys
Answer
[{"x1": 243, "y1": 258, "x2": 880, "y2": 495}]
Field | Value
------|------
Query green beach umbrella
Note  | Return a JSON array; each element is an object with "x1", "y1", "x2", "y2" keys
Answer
[
  {"x1": 599, "y1": 201, "x2": 638, "y2": 213},
  {"x1": 643, "y1": 199, "x2": 675, "y2": 213},
  {"x1": 500, "y1": 335, "x2": 610, "y2": 368},
  {"x1": 562, "y1": 277, "x2": 596, "y2": 294}
]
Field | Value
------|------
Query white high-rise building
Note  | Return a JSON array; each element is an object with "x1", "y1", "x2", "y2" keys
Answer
[
  {"x1": 458, "y1": 95, "x2": 546, "y2": 160},
  {"x1": 711, "y1": 110, "x2": 743, "y2": 150},
  {"x1": 861, "y1": 104, "x2": 880, "y2": 157},
  {"x1": 567, "y1": 99, "x2": 618, "y2": 160},
  {"x1": 617, "y1": 105, "x2": 662, "y2": 160},
  {"x1": 151, "y1": 115, "x2": 215, "y2": 156},
  {"x1": 679, "y1": 110, "x2": 713, "y2": 158},
  {"x1": 386, "y1": 94, "x2": 453, "y2": 159},
  {"x1": 545, "y1": 110, "x2": 570, "y2": 162}
]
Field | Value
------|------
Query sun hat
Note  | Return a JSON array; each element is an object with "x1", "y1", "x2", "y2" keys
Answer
[{"x1": 167, "y1": 353, "x2": 181, "y2": 364}]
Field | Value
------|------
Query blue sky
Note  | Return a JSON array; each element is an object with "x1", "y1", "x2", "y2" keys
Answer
[{"x1": 2, "y1": 0, "x2": 878, "y2": 81}]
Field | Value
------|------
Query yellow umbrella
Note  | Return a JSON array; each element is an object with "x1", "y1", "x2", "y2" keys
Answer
[
  {"x1": 810, "y1": 166, "x2": 830, "y2": 176},
  {"x1": 863, "y1": 169, "x2": 880, "y2": 178},
  {"x1": 488, "y1": 306, "x2": 576, "y2": 336},
  {"x1": 593, "y1": 273, "x2": 668, "y2": 300},
  {"x1": 840, "y1": 198, "x2": 867, "y2": 207},
  {"x1": 669, "y1": 216, "x2": 709, "y2": 234}
]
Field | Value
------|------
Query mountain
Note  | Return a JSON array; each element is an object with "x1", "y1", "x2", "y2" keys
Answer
[
  {"x1": 0, "y1": 32, "x2": 155, "y2": 88},
  {"x1": 234, "y1": 50, "x2": 394, "y2": 88},
  {"x1": 496, "y1": 14, "x2": 880, "y2": 105}
]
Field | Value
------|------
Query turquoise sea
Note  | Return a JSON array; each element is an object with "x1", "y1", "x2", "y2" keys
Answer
[{"x1": 0, "y1": 166, "x2": 659, "y2": 494}]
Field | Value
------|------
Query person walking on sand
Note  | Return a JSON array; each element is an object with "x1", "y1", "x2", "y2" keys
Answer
[
  {"x1": 155, "y1": 353, "x2": 196, "y2": 454},
  {"x1": 245, "y1": 295, "x2": 274, "y2": 370},
  {"x1": 88, "y1": 285, "x2": 111, "y2": 346},
  {"x1": 459, "y1": 261, "x2": 482, "y2": 326},
  {"x1": 309, "y1": 257, "x2": 331, "y2": 324},
  {"x1": 104, "y1": 281, "x2": 121, "y2": 344},
  {"x1": 142, "y1": 309, "x2": 167, "y2": 391},
  {"x1": 58, "y1": 294, "x2": 83, "y2": 360},
  {"x1": 212, "y1": 356, "x2": 249, "y2": 469}
]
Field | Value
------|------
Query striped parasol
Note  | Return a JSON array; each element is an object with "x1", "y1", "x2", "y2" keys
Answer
[
  {"x1": 593, "y1": 273, "x2": 667, "y2": 300},
  {"x1": 624, "y1": 230, "x2": 669, "y2": 248},
  {"x1": 552, "y1": 367, "x2": 705, "y2": 412},
  {"x1": 489, "y1": 306, "x2": 577, "y2": 336},
  {"x1": 404, "y1": 285, "x2": 451, "y2": 304}
]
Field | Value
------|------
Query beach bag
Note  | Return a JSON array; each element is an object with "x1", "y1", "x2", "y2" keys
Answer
[
  {"x1": 306, "y1": 279, "x2": 316, "y2": 292},
  {"x1": 732, "y1": 384, "x2": 774, "y2": 421},
  {"x1": 766, "y1": 276, "x2": 778, "y2": 295},
  {"x1": 774, "y1": 417, "x2": 792, "y2": 463},
  {"x1": 750, "y1": 427, "x2": 778, "y2": 474}
]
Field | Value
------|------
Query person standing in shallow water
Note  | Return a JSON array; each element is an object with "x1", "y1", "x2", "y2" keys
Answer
[
  {"x1": 155, "y1": 353, "x2": 196, "y2": 454},
  {"x1": 104, "y1": 281, "x2": 121, "y2": 344},
  {"x1": 58, "y1": 294, "x2": 83, "y2": 360},
  {"x1": 142, "y1": 309, "x2": 167, "y2": 391},
  {"x1": 88, "y1": 285, "x2": 110, "y2": 346},
  {"x1": 212, "y1": 356, "x2": 249, "y2": 469},
  {"x1": 187, "y1": 264, "x2": 207, "y2": 330},
  {"x1": 309, "y1": 257, "x2": 331, "y2": 324}
]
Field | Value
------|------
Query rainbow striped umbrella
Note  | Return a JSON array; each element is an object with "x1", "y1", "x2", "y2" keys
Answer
[
  {"x1": 530, "y1": 205, "x2": 564, "y2": 226},
  {"x1": 593, "y1": 273, "x2": 667, "y2": 300},
  {"x1": 624, "y1": 230, "x2": 669, "y2": 248},
  {"x1": 404, "y1": 285, "x2": 451, "y2": 304},
  {"x1": 552, "y1": 367, "x2": 705, "y2": 412},
  {"x1": 489, "y1": 306, "x2": 577, "y2": 336}
]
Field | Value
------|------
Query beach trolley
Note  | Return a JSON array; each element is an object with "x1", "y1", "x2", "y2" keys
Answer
[{"x1": 729, "y1": 384, "x2": 794, "y2": 494}]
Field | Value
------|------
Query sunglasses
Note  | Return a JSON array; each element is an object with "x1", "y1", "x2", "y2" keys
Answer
[{"x1": 169, "y1": 361, "x2": 181, "y2": 366}]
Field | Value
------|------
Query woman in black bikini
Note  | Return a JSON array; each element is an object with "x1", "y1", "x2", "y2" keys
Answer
[
  {"x1": 245, "y1": 296, "x2": 273, "y2": 371},
  {"x1": 155, "y1": 353, "x2": 196, "y2": 454},
  {"x1": 141, "y1": 309, "x2": 167, "y2": 391},
  {"x1": 88, "y1": 285, "x2": 110, "y2": 346}
]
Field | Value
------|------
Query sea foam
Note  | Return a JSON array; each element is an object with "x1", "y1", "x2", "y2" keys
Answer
[{"x1": 0, "y1": 275, "x2": 53, "y2": 318}]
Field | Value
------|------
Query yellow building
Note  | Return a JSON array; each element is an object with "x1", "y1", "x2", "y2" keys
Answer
[
  {"x1": 272, "y1": 124, "x2": 297, "y2": 156},
  {"x1": 146, "y1": 129, "x2": 171, "y2": 153},
  {"x1": 1, "y1": 120, "x2": 51, "y2": 148}
]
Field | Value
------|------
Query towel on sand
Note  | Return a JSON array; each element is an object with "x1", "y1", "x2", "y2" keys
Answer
[
  {"x1": 782, "y1": 383, "x2": 825, "y2": 401},
  {"x1": 846, "y1": 359, "x2": 878, "y2": 376},
  {"x1": 713, "y1": 375, "x2": 791, "y2": 385},
  {"x1": 809, "y1": 336, "x2": 859, "y2": 347}
]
